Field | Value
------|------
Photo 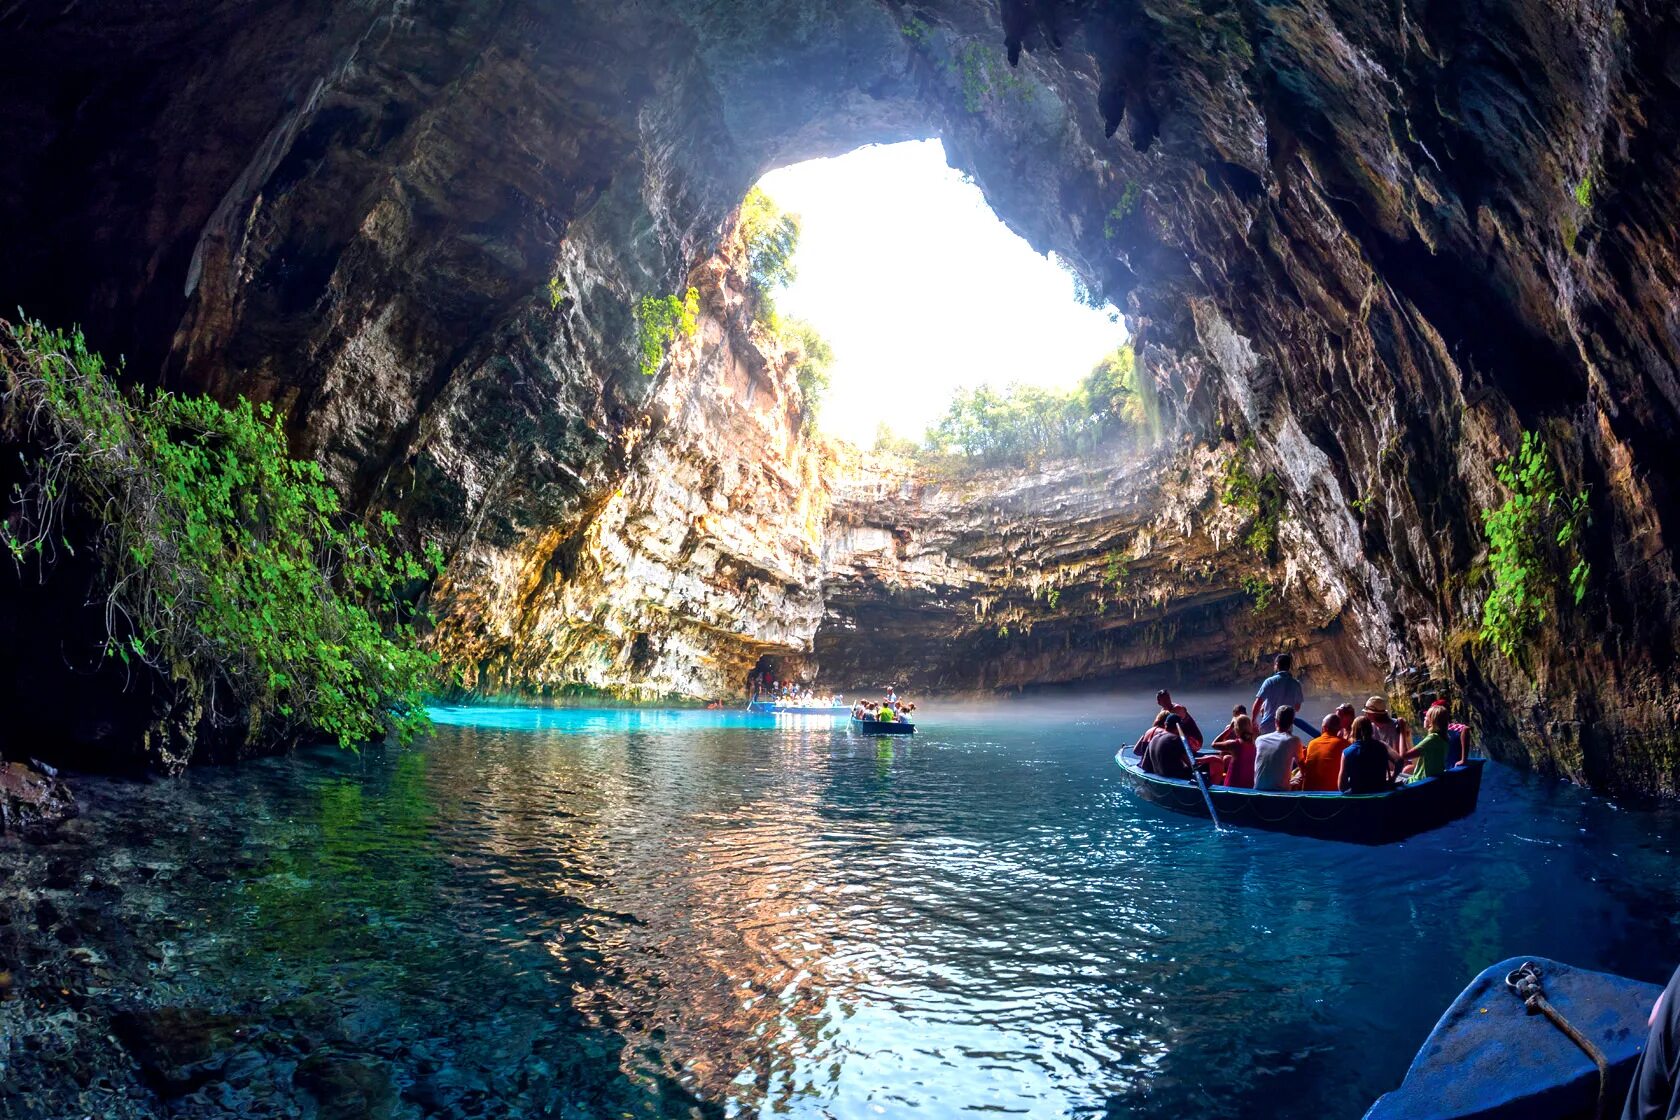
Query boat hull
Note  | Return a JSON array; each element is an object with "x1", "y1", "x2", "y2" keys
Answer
[
  {"x1": 1365, "y1": 957, "x2": 1661, "y2": 1120},
  {"x1": 1115, "y1": 754, "x2": 1485, "y2": 844},
  {"x1": 747, "y1": 702, "x2": 851, "y2": 716},
  {"x1": 850, "y1": 717, "x2": 915, "y2": 735}
]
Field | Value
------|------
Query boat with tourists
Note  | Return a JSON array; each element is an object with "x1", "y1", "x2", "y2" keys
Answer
[
  {"x1": 1364, "y1": 957, "x2": 1661, "y2": 1120},
  {"x1": 849, "y1": 694, "x2": 917, "y2": 735},
  {"x1": 850, "y1": 715, "x2": 915, "y2": 735},
  {"x1": 1115, "y1": 752, "x2": 1485, "y2": 843}
]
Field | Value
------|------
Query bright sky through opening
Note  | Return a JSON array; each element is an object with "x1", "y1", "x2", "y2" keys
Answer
[{"x1": 755, "y1": 140, "x2": 1127, "y2": 448}]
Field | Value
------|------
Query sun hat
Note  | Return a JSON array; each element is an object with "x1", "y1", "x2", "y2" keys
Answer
[{"x1": 1364, "y1": 696, "x2": 1389, "y2": 715}]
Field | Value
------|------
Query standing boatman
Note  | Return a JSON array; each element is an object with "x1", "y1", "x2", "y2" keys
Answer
[{"x1": 1252, "y1": 653, "x2": 1314, "y2": 735}]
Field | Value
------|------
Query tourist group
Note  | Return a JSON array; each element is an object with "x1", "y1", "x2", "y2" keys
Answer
[{"x1": 1130, "y1": 654, "x2": 1474, "y2": 794}]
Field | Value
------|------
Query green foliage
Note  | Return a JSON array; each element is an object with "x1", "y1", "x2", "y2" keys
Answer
[
  {"x1": 1240, "y1": 574, "x2": 1274, "y2": 613},
  {"x1": 737, "y1": 187, "x2": 802, "y2": 318},
  {"x1": 1102, "y1": 550, "x2": 1130, "y2": 588},
  {"x1": 1478, "y1": 430, "x2": 1591, "y2": 659},
  {"x1": 900, "y1": 20, "x2": 1032, "y2": 115},
  {"x1": 872, "y1": 422, "x2": 921, "y2": 456},
  {"x1": 1054, "y1": 254, "x2": 1107, "y2": 310},
  {"x1": 923, "y1": 346, "x2": 1146, "y2": 461},
  {"x1": 1045, "y1": 587, "x2": 1061, "y2": 609},
  {"x1": 1573, "y1": 173, "x2": 1594, "y2": 210},
  {"x1": 635, "y1": 289, "x2": 699, "y2": 377},
  {"x1": 953, "y1": 42, "x2": 1032, "y2": 112},
  {"x1": 546, "y1": 275, "x2": 566, "y2": 310},
  {"x1": 1, "y1": 318, "x2": 442, "y2": 749},
  {"x1": 782, "y1": 317, "x2": 834, "y2": 432},
  {"x1": 1104, "y1": 181, "x2": 1142, "y2": 239},
  {"x1": 734, "y1": 187, "x2": 833, "y2": 428},
  {"x1": 1218, "y1": 440, "x2": 1284, "y2": 559}
]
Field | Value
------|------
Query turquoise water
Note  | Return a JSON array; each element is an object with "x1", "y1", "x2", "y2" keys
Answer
[{"x1": 7, "y1": 693, "x2": 1680, "y2": 1118}]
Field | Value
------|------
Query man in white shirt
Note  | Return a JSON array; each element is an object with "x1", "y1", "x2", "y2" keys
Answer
[{"x1": 1252, "y1": 706, "x2": 1304, "y2": 791}]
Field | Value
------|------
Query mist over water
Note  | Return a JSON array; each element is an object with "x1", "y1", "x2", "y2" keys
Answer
[{"x1": 15, "y1": 696, "x2": 1680, "y2": 1118}]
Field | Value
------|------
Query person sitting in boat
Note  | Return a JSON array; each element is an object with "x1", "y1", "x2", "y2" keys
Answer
[
  {"x1": 1211, "y1": 713, "x2": 1258, "y2": 788},
  {"x1": 1395, "y1": 705, "x2": 1452, "y2": 782},
  {"x1": 1623, "y1": 960, "x2": 1680, "y2": 1120},
  {"x1": 1132, "y1": 711, "x2": 1171, "y2": 757},
  {"x1": 1139, "y1": 714, "x2": 1197, "y2": 781},
  {"x1": 1427, "y1": 696, "x2": 1471, "y2": 766},
  {"x1": 1300, "y1": 712, "x2": 1347, "y2": 792},
  {"x1": 1340, "y1": 715, "x2": 1395, "y2": 794},
  {"x1": 1155, "y1": 690, "x2": 1204, "y2": 750},
  {"x1": 1361, "y1": 695, "x2": 1410, "y2": 764},
  {"x1": 1252, "y1": 705, "x2": 1305, "y2": 791},
  {"x1": 1211, "y1": 704, "x2": 1247, "y2": 746},
  {"x1": 1334, "y1": 702, "x2": 1357, "y2": 742},
  {"x1": 1252, "y1": 653, "x2": 1305, "y2": 735}
]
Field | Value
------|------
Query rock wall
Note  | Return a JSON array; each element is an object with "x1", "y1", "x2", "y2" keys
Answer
[{"x1": 2, "y1": 1, "x2": 1677, "y2": 793}]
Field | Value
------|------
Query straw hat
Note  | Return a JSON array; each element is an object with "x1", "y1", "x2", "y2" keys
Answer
[{"x1": 1363, "y1": 695, "x2": 1389, "y2": 715}]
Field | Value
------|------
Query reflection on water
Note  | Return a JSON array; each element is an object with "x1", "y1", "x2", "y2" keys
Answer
[{"x1": 12, "y1": 693, "x2": 1680, "y2": 1118}]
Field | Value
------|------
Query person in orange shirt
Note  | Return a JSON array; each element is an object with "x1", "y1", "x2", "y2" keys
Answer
[{"x1": 1299, "y1": 711, "x2": 1347, "y2": 792}]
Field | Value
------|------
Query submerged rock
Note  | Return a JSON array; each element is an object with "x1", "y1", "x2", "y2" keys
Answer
[
  {"x1": 0, "y1": 760, "x2": 77, "y2": 837},
  {"x1": 108, "y1": 1006, "x2": 248, "y2": 1095},
  {"x1": 295, "y1": 1053, "x2": 398, "y2": 1120}
]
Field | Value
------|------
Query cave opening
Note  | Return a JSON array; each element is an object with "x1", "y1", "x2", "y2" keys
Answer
[{"x1": 746, "y1": 138, "x2": 1132, "y2": 455}]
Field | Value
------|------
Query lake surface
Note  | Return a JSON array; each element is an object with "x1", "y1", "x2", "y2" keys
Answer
[{"x1": 5, "y1": 692, "x2": 1680, "y2": 1118}]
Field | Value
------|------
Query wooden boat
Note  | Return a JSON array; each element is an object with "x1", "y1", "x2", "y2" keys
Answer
[
  {"x1": 747, "y1": 701, "x2": 850, "y2": 716},
  {"x1": 1114, "y1": 752, "x2": 1485, "y2": 844},
  {"x1": 1365, "y1": 957, "x2": 1660, "y2": 1119},
  {"x1": 850, "y1": 716, "x2": 915, "y2": 735}
]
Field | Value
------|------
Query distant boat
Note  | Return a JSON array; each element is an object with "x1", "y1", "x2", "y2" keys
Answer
[
  {"x1": 1114, "y1": 753, "x2": 1485, "y2": 844},
  {"x1": 850, "y1": 716, "x2": 915, "y2": 735},
  {"x1": 1365, "y1": 957, "x2": 1660, "y2": 1120},
  {"x1": 747, "y1": 701, "x2": 851, "y2": 716}
]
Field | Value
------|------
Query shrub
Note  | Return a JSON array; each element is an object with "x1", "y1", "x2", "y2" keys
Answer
[
  {"x1": 1479, "y1": 430, "x2": 1590, "y2": 659},
  {"x1": 1240, "y1": 574, "x2": 1274, "y2": 613},
  {"x1": 1104, "y1": 181, "x2": 1142, "y2": 239},
  {"x1": 737, "y1": 187, "x2": 801, "y2": 317},
  {"x1": 781, "y1": 317, "x2": 833, "y2": 431},
  {"x1": 1218, "y1": 439, "x2": 1284, "y2": 560},
  {"x1": 923, "y1": 346, "x2": 1145, "y2": 461},
  {"x1": 635, "y1": 289, "x2": 700, "y2": 377},
  {"x1": 1, "y1": 318, "x2": 442, "y2": 749}
]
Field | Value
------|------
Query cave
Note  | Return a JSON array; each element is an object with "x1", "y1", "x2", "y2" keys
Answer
[{"x1": 3, "y1": 0, "x2": 1679, "y2": 797}]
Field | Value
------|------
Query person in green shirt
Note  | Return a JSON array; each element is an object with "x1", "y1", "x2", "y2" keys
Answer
[{"x1": 1399, "y1": 705, "x2": 1452, "y2": 782}]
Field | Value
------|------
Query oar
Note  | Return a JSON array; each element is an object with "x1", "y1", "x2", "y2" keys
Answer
[{"x1": 1184, "y1": 739, "x2": 1224, "y2": 831}]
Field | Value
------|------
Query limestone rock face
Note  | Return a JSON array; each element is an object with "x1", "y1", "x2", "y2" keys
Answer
[{"x1": 2, "y1": 1, "x2": 1678, "y2": 792}]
